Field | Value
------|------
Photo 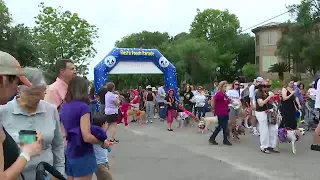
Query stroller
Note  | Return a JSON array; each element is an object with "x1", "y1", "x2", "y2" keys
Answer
[
  {"x1": 35, "y1": 162, "x2": 66, "y2": 180},
  {"x1": 305, "y1": 99, "x2": 319, "y2": 131}
]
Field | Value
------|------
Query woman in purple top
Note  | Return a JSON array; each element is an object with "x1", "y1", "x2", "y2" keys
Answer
[
  {"x1": 60, "y1": 76, "x2": 110, "y2": 180},
  {"x1": 209, "y1": 81, "x2": 232, "y2": 146},
  {"x1": 104, "y1": 82, "x2": 121, "y2": 143}
]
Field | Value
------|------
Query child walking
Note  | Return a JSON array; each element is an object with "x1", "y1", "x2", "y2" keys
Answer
[
  {"x1": 93, "y1": 114, "x2": 114, "y2": 180},
  {"x1": 117, "y1": 95, "x2": 132, "y2": 126}
]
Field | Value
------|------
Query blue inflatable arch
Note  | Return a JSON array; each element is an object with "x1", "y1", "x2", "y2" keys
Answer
[{"x1": 94, "y1": 48, "x2": 178, "y2": 98}]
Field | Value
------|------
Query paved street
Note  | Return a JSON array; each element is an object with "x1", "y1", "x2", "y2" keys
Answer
[{"x1": 107, "y1": 113, "x2": 319, "y2": 180}]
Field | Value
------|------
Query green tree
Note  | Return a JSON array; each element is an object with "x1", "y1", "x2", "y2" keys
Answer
[
  {"x1": 0, "y1": 1, "x2": 39, "y2": 68},
  {"x1": 189, "y1": 8, "x2": 241, "y2": 81},
  {"x1": 268, "y1": 62, "x2": 290, "y2": 81},
  {"x1": 33, "y1": 2, "x2": 98, "y2": 82},
  {"x1": 277, "y1": 0, "x2": 320, "y2": 75},
  {"x1": 174, "y1": 37, "x2": 218, "y2": 84},
  {"x1": 242, "y1": 63, "x2": 256, "y2": 82},
  {"x1": 300, "y1": 34, "x2": 320, "y2": 76}
]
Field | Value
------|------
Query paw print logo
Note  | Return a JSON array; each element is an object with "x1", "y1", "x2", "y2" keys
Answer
[
  {"x1": 159, "y1": 57, "x2": 169, "y2": 68},
  {"x1": 104, "y1": 56, "x2": 116, "y2": 68}
]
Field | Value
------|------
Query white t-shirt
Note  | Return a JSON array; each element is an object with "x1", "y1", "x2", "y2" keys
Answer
[
  {"x1": 194, "y1": 94, "x2": 206, "y2": 107},
  {"x1": 308, "y1": 88, "x2": 316, "y2": 100},
  {"x1": 227, "y1": 89, "x2": 241, "y2": 109},
  {"x1": 249, "y1": 84, "x2": 256, "y2": 105},
  {"x1": 315, "y1": 82, "x2": 320, "y2": 108}
]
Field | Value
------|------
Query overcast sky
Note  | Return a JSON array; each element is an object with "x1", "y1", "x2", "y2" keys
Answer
[{"x1": 5, "y1": 0, "x2": 301, "y2": 80}]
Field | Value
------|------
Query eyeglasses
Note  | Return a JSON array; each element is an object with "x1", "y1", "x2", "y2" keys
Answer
[{"x1": 234, "y1": 84, "x2": 239, "y2": 86}]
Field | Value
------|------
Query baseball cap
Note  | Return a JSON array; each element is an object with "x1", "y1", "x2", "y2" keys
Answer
[
  {"x1": 0, "y1": 51, "x2": 32, "y2": 87},
  {"x1": 256, "y1": 77, "x2": 264, "y2": 82}
]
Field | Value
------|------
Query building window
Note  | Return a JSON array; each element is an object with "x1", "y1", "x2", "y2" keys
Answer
[
  {"x1": 260, "y1": 31, "x2": 278, "y2": 45},
  {"x1": 255, "y1": 56, "x2": 259, "y2": 71},
  {"x1": 256, "y1": 34, "x2": 259, "y2": 46},
  {"x1": 262, "y1": 56, "x2": 278, "y2": 72}
]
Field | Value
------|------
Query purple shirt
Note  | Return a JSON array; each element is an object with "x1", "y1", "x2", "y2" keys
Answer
[
  {"x1": 214, "y1": 92, "x2": 230, "y2": 116},
  {"x1": 104, "y1": 92, "x2": 118, "y2": 115},
  {"x1": 60, "y1": 100, "x2": 93, "y2": 158}
]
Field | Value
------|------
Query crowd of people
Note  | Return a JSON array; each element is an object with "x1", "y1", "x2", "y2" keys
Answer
[
  {"x1": 0, "y1": 51, "x2": 114, "y2": 180},
  {"x1": 1, "y1": 48, "x2": 320, "y2": 180}
]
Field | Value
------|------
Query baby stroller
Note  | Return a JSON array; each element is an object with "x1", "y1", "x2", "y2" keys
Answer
[
  {"x1": 305, "y1": 99, "x2": 319, "y2": 131},
  {"x1": 35, "y1": 162, "x2": 66, "y2": 180}
]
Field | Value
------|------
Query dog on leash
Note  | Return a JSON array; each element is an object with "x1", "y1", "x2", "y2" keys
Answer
[
  {"x1": 286, "y1": 128, "x2": 305, "y2": 154},
  {"x1": 127, "y1": 109, "x2": 146, "y2": 124},
  {"x1": 278, "y1": 127, "x2": 305, "y2": 154},
  {"x1": 198, "y1": 120, "x2": 206, "y2": 133},
  {"x1": 231, "y1": 125, "x2": 246, "y2": 141},
  {"x1": 201, "y1": 116, "x2": 218, "y2": 131},
  {"x1": 136, "y1": 110, "x2": 147, "y2": 124}
]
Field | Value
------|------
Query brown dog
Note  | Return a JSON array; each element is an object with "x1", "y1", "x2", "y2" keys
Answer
[
  {"x1": 136, "y1": 110, "x2": 147, "y2": 124},
  {"x1": 231, "y1": 125, "x2": 246, "y2": 141}
]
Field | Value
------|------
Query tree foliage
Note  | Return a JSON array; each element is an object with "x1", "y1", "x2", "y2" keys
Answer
[
  {"x1": 0, "y1": 1, "x2": 98, "y2": 83},
  {"x1": 33, "y1": 2, "x2": 98, "y2": 82},
  {"x1": 277, "y1": 0, "x2": 320, "y2": 76}
]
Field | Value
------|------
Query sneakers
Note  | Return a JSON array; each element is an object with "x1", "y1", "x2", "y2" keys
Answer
[
  {"x1": 223, "y1": 140, "x2": 232, "y2": 146},
  {"x1": 209, "y1": 140, "x2": 232, "y2": 146},
  {"x1": 110, "y1": 139, "x2": 119, "y2": 144},
  {"x1": 253, "y1": 130, "x2": 260, "y2": 136},
  {"x1": 209, "y1": 139, "x2": 218, "y2": 145},
  {"x1": 311, "y1": 144, "x2": 320, "y2": 151}
]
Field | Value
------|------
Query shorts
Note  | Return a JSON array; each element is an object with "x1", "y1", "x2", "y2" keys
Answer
[
  {"x1": 229, "y1": 107, "x2": 239, "y2": 119},
  {"x1": 66, "y1": 153, "x2": 97, "y2": 177},
  {"x1": 106, "y1": 114, "x2": 118, "y2": 123}
]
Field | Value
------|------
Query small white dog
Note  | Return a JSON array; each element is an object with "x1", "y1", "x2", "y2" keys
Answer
[
  {"x1": 286, "y1": 128, "x2": 305, "y2": 154},
  {"x1": 201, "y1": 116, "x2": 218, "y2": 131}
]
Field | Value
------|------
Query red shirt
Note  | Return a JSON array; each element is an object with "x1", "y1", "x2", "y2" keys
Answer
[
  {"x1": 131, "y1": 90, "x2": 140, "y2": 104},
  {"x1": 214, "y1": 92, "x2": 230, "y2": 116}
]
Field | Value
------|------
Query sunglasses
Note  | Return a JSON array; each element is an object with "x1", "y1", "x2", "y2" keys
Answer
[{"x1": 234, "y1": 84, "x2": 239, "y2": 86}]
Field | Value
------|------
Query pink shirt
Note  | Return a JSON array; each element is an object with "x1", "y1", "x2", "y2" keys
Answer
[
  {"x1": 44, "y1": 78, "x2": 68, "y2": 108},
  {"x1": 214, "y1": 92, "x2": 230, "y2": 116}
]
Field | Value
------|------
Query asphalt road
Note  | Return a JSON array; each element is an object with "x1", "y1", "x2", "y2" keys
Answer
[{"x1": 105, "y1": 113, "x2": 319, "y2": 180}]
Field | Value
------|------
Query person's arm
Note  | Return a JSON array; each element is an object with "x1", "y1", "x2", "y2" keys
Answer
[
  {"x1": 257, "y1": 94, "x2": 272, "y2": 107},
  {"x1": 160, "y1": 89, "x2": 166, "y2": 98},
  {"x1": 51, "y1": 109, "x2": 65, "y2": 175},
  {"x1": 113, "y1": 94, "x2": 120, "y2": 106},
  {"x1": 282, "y1": 88, "x2": 294, "y2": 101},
  {"x1": 80, "y1": 113, "x2": 102, "y2": 144},
  {"x1": 152, "y1": 93, "x2": 156, "y2": 103},
  {"x1": 0, "y1": 136, "x2": 42, "y2": 180},
  {"x1": 164, "y1": 96, "x2": 171, "y2": 105},
  {"x1": 295, "y1": 97, "x2": 302, "y2": 109}
]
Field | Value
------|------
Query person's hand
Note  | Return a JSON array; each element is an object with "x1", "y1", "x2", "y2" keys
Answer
[
  {"x1": 0, "y1": 127, "x2": 6, "y2": 143},
  {"x1": 291, "y1": 90, "x2": 296, "y2": 95},
  {"x1": 298, "y1": 104, "x2": 302, "y2": 110},
  {"x1": 21, "y1": 132, "x2": 43, "y2": 158},
  {"x1": 20, "y1": 141, "x2": 42, "y2": 158},
  {"x1": 102, "y1": 140, "x2": 110, "y2": 149}
]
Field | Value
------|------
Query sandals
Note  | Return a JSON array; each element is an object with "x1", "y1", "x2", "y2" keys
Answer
[{"x1": 261, "y1": 148, "x2": 270, "y2": 154}]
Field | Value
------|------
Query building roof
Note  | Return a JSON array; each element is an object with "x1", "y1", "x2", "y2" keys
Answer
[{"x1": 251, "y1": 22, "x2": 283, "y2": 33}]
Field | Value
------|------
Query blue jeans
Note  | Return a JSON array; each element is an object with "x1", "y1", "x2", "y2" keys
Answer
[
  {"x1": 195, "y1": 107, "x2": 205, "y2": 120},
  {"x1": 209, "y1": 115, "x2": 229, "y2": 141},
  {"x1": 146, "y1": 101, "x2": 154, "y2": 122},
  {"x1": 158, "y1": 102, "x2": 167, "y2": 120}
]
